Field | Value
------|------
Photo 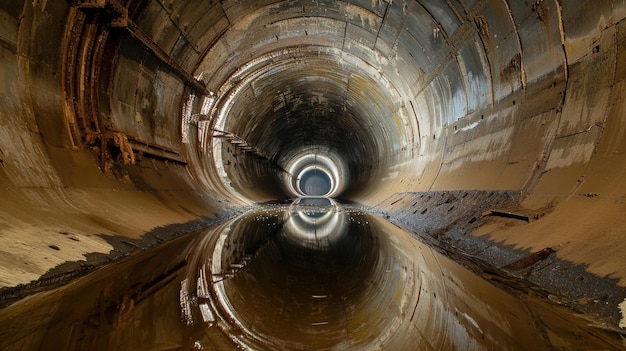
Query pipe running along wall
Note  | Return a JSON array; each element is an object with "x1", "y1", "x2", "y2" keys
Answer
[{"x1": 2, "y1": 0, "x2": 626, "y2": 338}]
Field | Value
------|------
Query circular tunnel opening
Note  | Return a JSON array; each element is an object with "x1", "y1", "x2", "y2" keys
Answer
[
  {"x1": 196, "y1": 46, "x2": 414, "y2": 204},
  {"x1": 298, "y1": 168, "x2": 332, "y2": 196}
]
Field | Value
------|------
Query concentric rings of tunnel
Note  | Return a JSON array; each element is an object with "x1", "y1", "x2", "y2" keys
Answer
[
  {"x1": 286, "y1": 152, "x2": 342, "y2": 197},
  {"x1": 200, "y1": 47, "x2": 412, "y2": 203}
]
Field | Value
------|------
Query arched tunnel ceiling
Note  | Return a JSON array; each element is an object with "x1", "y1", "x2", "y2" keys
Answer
[
  {"x1": 2, "y1": 0, "x2": 626, "y2": 346},
  {"x1": 121, "y1": 0, "x2": 576, "y2": 202},
  {"x1": 165, "y1": 0, "x2": 526, "y2": 201}
]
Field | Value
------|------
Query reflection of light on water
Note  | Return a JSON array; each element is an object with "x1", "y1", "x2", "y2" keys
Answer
[
  {"x1": 283, "y1": 198, "x2": 346, "y2": 249},
  {"x1": 176, "y1": 203, "x2": 624, "y2": 351},
  {"x1": 179, "y1": 202, "x2": 415, "y2": 350}
]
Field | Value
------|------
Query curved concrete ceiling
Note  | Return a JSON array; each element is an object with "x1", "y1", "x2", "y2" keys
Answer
[{"x1": 1, "y1": 0, "x2": 626, "y2": 347}]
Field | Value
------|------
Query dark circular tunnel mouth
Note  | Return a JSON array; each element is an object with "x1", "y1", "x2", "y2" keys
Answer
[
  {"x1": 298, "y1": 168, "x2": 332, "y2": 196},
  {"x1": 298, "y1": 167, "x2": 333, "y2": 196},
  {"x1": 197, "y1": 46, "x2": 413, "y2": 204}
]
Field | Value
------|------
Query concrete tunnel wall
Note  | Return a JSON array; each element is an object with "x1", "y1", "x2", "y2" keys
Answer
[{"x1": 1, "y1": 0, "x2": 626, "y2": 329}]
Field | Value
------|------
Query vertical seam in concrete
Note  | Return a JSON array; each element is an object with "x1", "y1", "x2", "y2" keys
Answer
[
  {"x1": 426, "y1": 86, "x2": 448, "y2": 192},
  {"x1": 555, "y1": 0, "x2": 569, "y2": 82},
  {"x1": 409, "y1": 100, "x2": 421, "y2": 145},
  {"x1": 427, "y1": 137, "x2": 446, "y2": 192},
  {"x1": 502, "y1": 0, "x2": 527, "y2": 91},
  {"x1": 419, "y1": 1, "x2": 473, "y2": 120},
  {"x1": 519, "y1": 0, "x2": 570, "y2": 197},
  {"x1": 468, "y1": 0, "x2": 495, "y2": 112},
  {"x1": 373, "y1": 0, "x2": 391, "y2": 49},
  {"x1": 549, "y1": 0, "x2": 569, "y2": 141},
  {"x1": 341, "y1": 17, "x2": 348, "y2": 53},
  {"x1": 568, "y1": 25, "x2": 618, "y2": 198}
]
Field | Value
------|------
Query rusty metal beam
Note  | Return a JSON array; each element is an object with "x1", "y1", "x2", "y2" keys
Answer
[
  {"x1": 124, "y1": 21, "x2": 210, "y2": 95},
  {"x1": 75, "y1": 0, "x2": 106, "y2": 8},
  {"x1": 211, "y1": 129, "x2": 290, "y2": 174},
  {"x1": 128, "y1": 141, "x2": 187, "y2": 164},
  {"x1": 76, "y1": 0, "x2": 208, "y2": 95},
  {"x1": 77, "y1": 0, "x2": 127, "y2": 25},
  {"x1": 103, "y1": 130, "x2": 188, "y2": 166}
]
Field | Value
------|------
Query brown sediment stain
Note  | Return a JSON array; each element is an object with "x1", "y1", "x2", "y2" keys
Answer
[
  {"x1": 500, "y1": 53, "x2": 522, "y2": 84},
  {"x1": 532, "y1": 0, "x2": 550, "y2": 23},
  {"x1": 474, "y1": 15, "x2": 490, "y2": 39}
]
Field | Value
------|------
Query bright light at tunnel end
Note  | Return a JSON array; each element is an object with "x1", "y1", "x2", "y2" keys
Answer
[
  {"x1": 297, "y1": 167, "x2": 333, "y2": 196},
  {"x1": 284, "y1": 151, "x2": 345, "y2": 198}
]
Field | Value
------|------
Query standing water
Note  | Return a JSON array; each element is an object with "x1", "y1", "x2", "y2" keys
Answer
[{"x1": 0, "y1": 198, "x2": 622, "y2": 350}]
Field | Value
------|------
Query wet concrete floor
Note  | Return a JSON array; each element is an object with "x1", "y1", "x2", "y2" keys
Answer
[{"x1": 0, "y1": 198, "x2": 623, "y2": 350}]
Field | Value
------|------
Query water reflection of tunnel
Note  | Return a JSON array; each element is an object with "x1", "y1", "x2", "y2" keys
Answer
[
  {"x1": 214, "y1": 204, "x2": 389, "y2": 350},
  {"x1": 193, "y1": 205, "x2": 626, "y2": 349}
]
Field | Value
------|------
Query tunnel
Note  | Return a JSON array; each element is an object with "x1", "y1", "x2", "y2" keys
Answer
[{"x1": 1, "y1": 0, "x2": 626, "y2": 349}]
